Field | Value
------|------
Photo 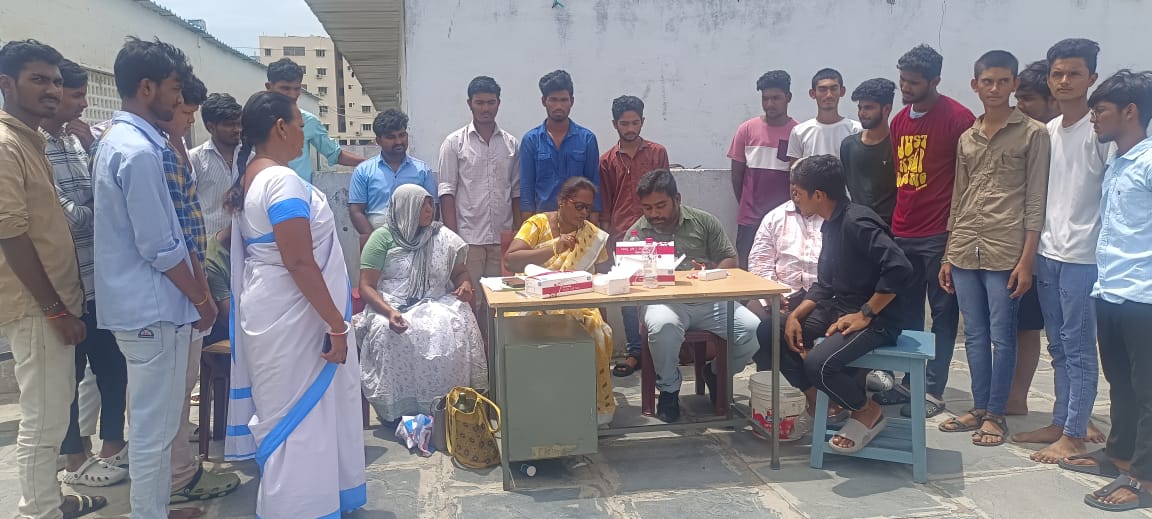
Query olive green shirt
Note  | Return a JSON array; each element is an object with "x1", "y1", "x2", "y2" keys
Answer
[
  {"x1": 203, "y1": 237, "x2": 231, "y2": 302},
  {"x1": 628, "y1": 205, "x2": 737, "y2": 270}
]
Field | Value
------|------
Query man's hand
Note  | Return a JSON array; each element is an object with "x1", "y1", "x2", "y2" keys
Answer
[
  {"x1": 1008, "y1": 261, "x2": 1033, "y2": 299},
  {"x1": 49, "y1": 314, "x2": 86, "y2": 345},
  {"x1": 66, "y1": 119, "x2": 95, "y2": 152},
  {"x1": 453, "y1": 281, "x2": 475, "y2": 303},
  {"x1": 938, "y1": 262, "x2": 954, "y2": 294},
  {"x1": 194, "y1": 300, "x2": 218, "y2": 332},
  {"x1": 826, "y1": 312, "x2": 871, "y2": 337},
  {"x1": 784, "y1": 314, "x2": 805, "y2": 355},
  {"x1": 387, "y1": 311, "x2": 409, "y2": 334},
  {"x1": 321, "y1": 332, "x2": 348, "y2": 364}
]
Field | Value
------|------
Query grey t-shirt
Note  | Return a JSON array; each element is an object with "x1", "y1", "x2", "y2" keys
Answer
[{"x1": 840, "y1": 133, "x2": 896, "y2": 225}]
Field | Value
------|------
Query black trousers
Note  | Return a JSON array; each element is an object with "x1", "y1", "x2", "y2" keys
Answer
[
  {"x1": 736, "y1": 224, "x2": 757, "y2": 270},
  {"x1": 756, "y1": 299, "x2": 900, "y2": 410},
  {"x1": 60, "y1": 301, "x2": 127, "y2": 454},
  {"x1": 1096, "y1": 298, "x2": 1152, "y2": 481}
]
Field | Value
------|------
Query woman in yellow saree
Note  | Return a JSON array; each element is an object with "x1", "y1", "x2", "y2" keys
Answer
[{"x1": 504, "y1": 177, "x2": 616, "y2": 425}]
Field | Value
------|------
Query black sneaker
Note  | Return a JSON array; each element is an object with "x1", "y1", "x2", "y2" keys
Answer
[
  {"x1": 702, "y1": 363, "x2": 718, "y2": 405},
  {"x1": 657, "y1": 390, "x2": 681, "y2": 423}
]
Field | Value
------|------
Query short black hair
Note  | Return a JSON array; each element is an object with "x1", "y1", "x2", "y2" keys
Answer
[
  {"x1": 180, "y1": 74, "x2": 207, "y2": 106},
  {"x1": 811, "y1": 68, "x2": 844, "y2": 89},
  {"x1": 612, "y1": 95, "x2": 644, "y2": 120},
  {"x1": 58, "y1": 59, "x2": 88, "y2": 89},
  {"x1": 756, "y1": 70, "x2": 791, "y2": 93},
  {"x1": 1088, "y1": 69, "x2": 1152, "y2": 129},
  {"x1": 636, "y1": 169, "x2": 679, "y2": 199},
  {"x1": 790, "y1": 154, "x2": 847, "y2": 201},
  {"x1": 1018, "y1": 60, "x2": 1051, "y2": 98},
  {"x1": 201, "y1": 93, "x2": 242, "y2": 124},
  {"x1": 1046, "y1": 38, "x2": 1101, "y2": 74},
  {"x1": 558, "y1": 176, "x2": 597, "y2": 201},
  {"x1": 974, "y1": 50, "x2": 1019, "y2": 78},
  {"x1": 0, "y1": 39, "x2": 63, "y2": 79},
  {"x1": 372, "y1": 108, "x2": 408, "y2": 137},
  {"x1": 267, "y1": 58, "x2": 304, "y2": 83},
  {"x1": 113, "y1": 37, "x2": 190, "y2": 99},
  {"x1": 851, "y1": 78, "x2": 896, "y2": 106},
  {"x1": 539, "y1": 69, "x2": 573, "y2": 97},
  {"x1": 898, "y1": 44, "x2": 944, "y2": 80},
  {"x1": 467, "y1": 76, "x2": 500, "y2": 99}
]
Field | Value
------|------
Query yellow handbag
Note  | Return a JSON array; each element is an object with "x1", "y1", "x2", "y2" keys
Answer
[{"x1": 445, "y1": 387, "x2": 502, "y2": 469}]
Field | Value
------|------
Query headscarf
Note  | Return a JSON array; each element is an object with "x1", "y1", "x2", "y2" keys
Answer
[{"x1": 386, "y1": 184, "x2": 442, "y2": 305}]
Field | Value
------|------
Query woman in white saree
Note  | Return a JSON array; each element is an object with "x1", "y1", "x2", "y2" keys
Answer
[{"x1": 224, "y1": 92, "x2": 366, "y2": 518}]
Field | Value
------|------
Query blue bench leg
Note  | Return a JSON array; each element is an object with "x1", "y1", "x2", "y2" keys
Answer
[
  {"x1": 809, "y1": 390, "x2": 829, "y2": 469},
  {"x1": 910, "y1": 361, "x2": 928, "y2": 483}
]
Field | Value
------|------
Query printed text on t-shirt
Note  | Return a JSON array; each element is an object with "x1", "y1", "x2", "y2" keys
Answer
[{"x1": 897, "y1": 134, "x2": 928, "y2": 190}]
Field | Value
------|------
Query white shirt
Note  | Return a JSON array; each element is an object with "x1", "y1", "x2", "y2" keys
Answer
[
  {"x1": 437, "y1": 122, "x2": 520, "y2": 245},
  {"x1": 786, "y1": 117, "x2": 862, "y2": 160},
  {"x1": 1039, "y1": 113, "x2": 1114, "y2": 264},
  {"x1": 747, "y1": 200, "x2": 823, "y2": 295},
  {"x1": 189, "y1": 138, "x2": 241, "y2": 236}
]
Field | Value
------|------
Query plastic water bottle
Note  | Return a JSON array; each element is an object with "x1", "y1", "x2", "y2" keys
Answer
[
  {"x1": 643, "y1": 237, "x2": 660, "y2": 289},
  {"x1": 628, "y1": 230, "x2": 641, "y2": 242}
]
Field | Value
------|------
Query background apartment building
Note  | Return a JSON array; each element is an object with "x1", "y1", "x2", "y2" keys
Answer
[{"x1": 259, "y1": 35, "x2": 377, "y2": 146}]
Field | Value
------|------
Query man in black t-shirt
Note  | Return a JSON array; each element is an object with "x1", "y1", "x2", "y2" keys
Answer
[{"x1": 840, "y1": 78, "x2": 897, "y2": 225}]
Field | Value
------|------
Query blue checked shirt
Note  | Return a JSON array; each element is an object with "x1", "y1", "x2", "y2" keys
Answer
[{"x1": 163, "y1": 144, "x2": 206, "y2": 263}]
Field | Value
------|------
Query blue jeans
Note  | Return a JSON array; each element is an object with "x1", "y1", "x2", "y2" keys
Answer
[
  {"x1": 895, "y1": 234, "x2": 960, "y2": 398},
  {"x1": 952, "y1": 267, "x2": 1020, "y2": 416},
  {"x1": 113, "y1": 322, "x2": 191, "y2": 519},
  {"x1": 621, "y1": 306, "x2": 642, "y2": 358},
  {"x1": 645, "y1": 302, "x2": 760, "y2": 393},
  {"x1": 1035, "y1": 255, "x2": 1099, "y2": 438}
]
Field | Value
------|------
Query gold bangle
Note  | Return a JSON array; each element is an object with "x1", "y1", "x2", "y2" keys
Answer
[{"x1": 193, "y1": 293, "x2": 210, "y2": 306}]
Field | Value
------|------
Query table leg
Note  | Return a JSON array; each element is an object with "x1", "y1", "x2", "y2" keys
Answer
[
  {"x1": 771, "y1": 294, "x2": 781, "y2": 470},
  {"x1": 726, "y1": 301, "x2": 735, "y2": 419}
]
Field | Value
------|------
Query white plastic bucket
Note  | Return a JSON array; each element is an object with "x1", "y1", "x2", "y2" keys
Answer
[{"x1": 748, "y1": 371, "x2": 807, "y2": 441}]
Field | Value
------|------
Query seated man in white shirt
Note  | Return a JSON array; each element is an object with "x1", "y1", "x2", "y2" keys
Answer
[{"x1": 746, "y1": 195, "x2": 824, "y2": 371}]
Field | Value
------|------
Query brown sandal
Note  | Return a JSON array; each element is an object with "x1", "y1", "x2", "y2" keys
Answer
[
  {"x1": 61, "y1": 494, "x2": 107, "y2": 519},
  {"x1": 973, "y1": 414, "x2": 1009, "y2": 447},
  {"x1": 612, "y1": 355, "x2": 640, "y2": 377},
  {"x1": 939, "y1": 409, "x2": 985, "y2": 433}
]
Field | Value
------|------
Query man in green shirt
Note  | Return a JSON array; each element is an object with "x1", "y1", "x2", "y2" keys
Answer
[
  {"x1": 202, "y1": 227, "x2": 231, "y2": 345},
  {"x1": 629, "y1": 170, "x2": 761, "y2": 422}
]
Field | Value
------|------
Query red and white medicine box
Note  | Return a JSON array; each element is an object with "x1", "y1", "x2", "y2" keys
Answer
[
  {"x1": 524, "y1": 271, "x2": 594, "y2": 299},
  {"x1": 614, "y1": 241, "x2": 678, "y2": 286}
]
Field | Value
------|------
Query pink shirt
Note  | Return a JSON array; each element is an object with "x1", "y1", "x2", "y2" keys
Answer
[
  {"x1": 748, "y1": 200, "x2": 823, "y2": 295},
  {"x1": 728, "y1": 116, "x2": 797, "y2": 226}
]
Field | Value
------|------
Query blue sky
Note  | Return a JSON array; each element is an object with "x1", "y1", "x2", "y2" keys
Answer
[{"x1": 153, "y1": 0, "x2": 328, "y2": 55}]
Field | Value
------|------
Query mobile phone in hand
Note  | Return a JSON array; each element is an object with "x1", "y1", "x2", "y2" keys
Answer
[{"x1": 323, "y1": 333, "x2": 332, "y2": 354}]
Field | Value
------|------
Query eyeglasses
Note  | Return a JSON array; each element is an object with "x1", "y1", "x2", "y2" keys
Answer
[{"x1": 564, "y1": 200, "x2": 592, "y2": 213}]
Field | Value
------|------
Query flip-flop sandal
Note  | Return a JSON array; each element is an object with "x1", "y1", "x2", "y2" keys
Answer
[
  {"x1": 1059, "y1": 450, "x2": 1123, "y2": 478},
  {"x1": 170, "y1": 465, "x2": 241, "y2": 503},
  {"x1": 612, "y1": 355, "x2": 640, "y2": 377},
  {"x1": 1084, "y1": 474, "x2": 1152, "y2": 512},
  {"x1": 62, "y1": 494, "x2": 107, "y2": 519},
  {"x1": 828, "y1": 416, "x2": 887, "y2": 454},
  {"x1": 972, "y1": 415, "x2": 1008, "y2": 447},
  {"x1": 939, "y1": 410, "x2": 986, "y2": 432},
  {"x1": 62, "y1": 457, "x2": 128, "y2": 487},
  {"x1": 871, "y1": 387, "x2": 911, "y2": 406}
]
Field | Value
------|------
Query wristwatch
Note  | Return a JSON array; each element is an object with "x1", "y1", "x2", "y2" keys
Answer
[{"x1": 860, "y1": 303, "x2": 877, "y2": 319}]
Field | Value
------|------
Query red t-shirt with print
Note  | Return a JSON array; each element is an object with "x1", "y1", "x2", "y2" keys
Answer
[{"x1": 889, "y1": 95, "x2": 975, "y2": 238}]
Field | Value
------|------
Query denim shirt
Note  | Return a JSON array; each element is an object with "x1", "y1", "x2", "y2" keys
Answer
[
  {"x1": 92, "y1": 111, "x2": 198, "y2": 331},
  {"x1": 1093, "y1": 136, "x2": 1152, "y2": 305},
  {"x1": 519, "y1": 120, "x2": 600, "y2": 212}
]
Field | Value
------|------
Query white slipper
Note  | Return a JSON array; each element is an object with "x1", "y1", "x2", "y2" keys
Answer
[
  {"x1": 100, "y1": 444, "x2": 129, "y2": 468},
  {"x1": 828, "y1": 416, "x2": 887, "y2": 454},
  {"x1": 62, "y1": 457, "x2": 128, "y2": 487}
]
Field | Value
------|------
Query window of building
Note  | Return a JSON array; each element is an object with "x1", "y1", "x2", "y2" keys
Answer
[
  {"x1": 317, "y1": 86, "x2": 328, "y2": 95},
  {"x1": 347, "y1": 84, "x2": 353, "y2": 90},
  {"x1": 81, "y1": 68, "x2": 118, "y2": 125},
  {"x1": 362, "y1": 87, "x2": 368, "y2": 95},
  {"x1": 319, "y1": 105, "x2": 329, "y2": 115},
  {"x1": 350, "y1": 70, "x2": 355, "y2": 78},
  {"x1": 361, "y1": 124, "x2": 372, "y2": 132},
  {"x1": 323, "y1": 124, "x2": 330, "y2": 131},
  {"x1": 348, "y1": 102, "x2": 354, "y2": 108},
  {"x1": 361, "y1": 106, "x2": 371, "y2": 113},
  {"x1": 316, "y1": 67, "x2": 327, "y2": 76},
  {"x1": 283, "y1": 46, "x2": 305, "y2": 57},
  {"x1": 263, "y1": 48, "x2": 272, "y2": 56},
  {"x1": 315, "y1": 49, "x2": 326, "y2": 58}
]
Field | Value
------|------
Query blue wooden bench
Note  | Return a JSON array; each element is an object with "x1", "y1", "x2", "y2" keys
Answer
[{"x1": 809, "y1": 330, "x2": 935, "y2": 483}]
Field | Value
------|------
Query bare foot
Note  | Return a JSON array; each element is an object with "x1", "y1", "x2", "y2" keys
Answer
[
  {"x1": 169, "y1": 507, "x2": 205, "y2": 519},
  {"x1": 1031, "y1": 435, "x2": 1087, "y2": 463},
  {"x1": 1087, "y1": 422, "x2": 1107, "y2": 444},
  {"x1": 1011, "y1": 423, "x2": 1063, "y2": 444}
]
